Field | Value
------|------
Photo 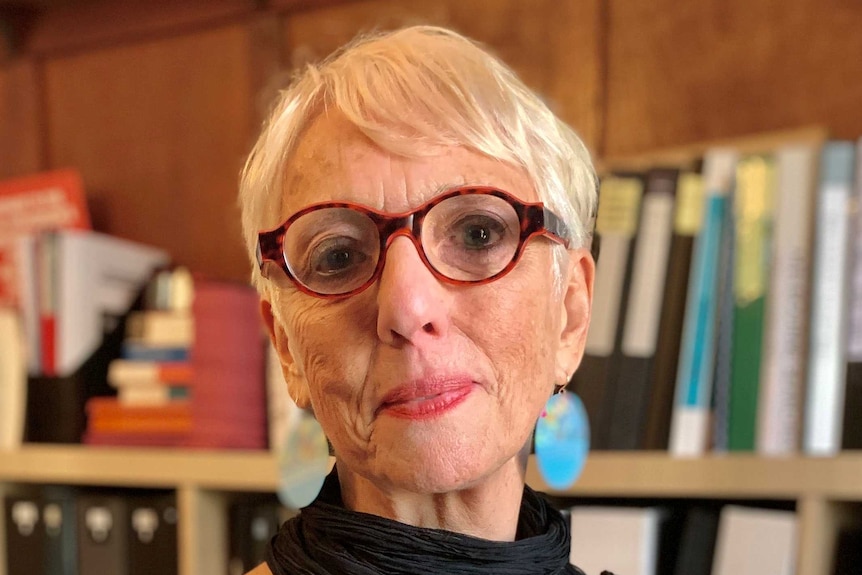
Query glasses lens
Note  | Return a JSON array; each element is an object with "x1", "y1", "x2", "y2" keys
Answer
[
  {"x1": 283, "y1": 208, "x2": 380, "y2": 295},
  {"x1": 423, "y1": 193, "x2": 521, "y2": 282}
]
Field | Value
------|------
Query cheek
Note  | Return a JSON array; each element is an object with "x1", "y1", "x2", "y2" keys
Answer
[
  {"x1": 461, "y1": 250, "x2": 559, "y2": 409},
  {"x1": 283, "y1": 294, "x2": 375, "y2": 408}
]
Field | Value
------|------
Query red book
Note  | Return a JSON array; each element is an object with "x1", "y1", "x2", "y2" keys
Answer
[{"x1": 0, "y1": 169, "x2": 90, "y2": 307}]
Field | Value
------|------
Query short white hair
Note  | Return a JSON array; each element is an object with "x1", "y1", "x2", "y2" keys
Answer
[{"x1": 239, "y1": 25, "x2": 598, "y2": 295}]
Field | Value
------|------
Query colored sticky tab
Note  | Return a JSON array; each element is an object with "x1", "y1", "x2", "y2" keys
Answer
[
  {"x1": 277, "y1": 412, "x2": 330, "y2": 509},
  {"x1": 535, "y1": 392, "x2": 590, "y2": 490}
]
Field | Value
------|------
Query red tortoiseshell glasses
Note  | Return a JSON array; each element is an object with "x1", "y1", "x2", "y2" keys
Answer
[{"x1": 257, "y1": 186, "x2": 571, "y2": 299}]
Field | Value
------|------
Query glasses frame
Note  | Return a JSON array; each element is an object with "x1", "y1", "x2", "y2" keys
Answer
[{"x1": 257, "y1": 185, "x2": 571, "y2": 299}]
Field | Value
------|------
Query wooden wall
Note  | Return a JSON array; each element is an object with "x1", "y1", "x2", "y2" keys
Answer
[{"x1": 1, "y1": 0, "x2": 860, "y2": 282}]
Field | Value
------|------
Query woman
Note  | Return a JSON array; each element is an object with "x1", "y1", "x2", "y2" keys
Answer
[{"x1": 239, "y1": 25, "x2": 597, "y2": 574}]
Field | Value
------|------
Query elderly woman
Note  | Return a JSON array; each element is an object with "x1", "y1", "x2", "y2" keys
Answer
[{"x1": 239, "y1": 25, "x2": 597, "y2": 575}]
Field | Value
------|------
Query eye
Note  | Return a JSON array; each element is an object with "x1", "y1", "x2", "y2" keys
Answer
[
  {"x1": 452, "y1": 214, "x2": 507, "y2": 250},
  {"x1": 309, "y1": 237, "x2": 370, "y2": 276}
]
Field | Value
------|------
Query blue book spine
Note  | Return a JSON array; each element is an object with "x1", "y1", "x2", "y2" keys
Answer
[
  {"x1": 121, "y1": 342, "x2": 190, "y2": 362},
  {"x1": 670, "y1": 149, "x2": 738, "y2": 456}
]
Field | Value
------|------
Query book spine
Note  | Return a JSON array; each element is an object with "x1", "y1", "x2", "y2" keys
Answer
[
  {"x1": 609, "y1": 168, "x2": 676, "y2": 450},
  {"x1": 643, "y1": 172, "x2": 704, "y2": 450},
  {"x1": 843, "y1": 137, "x2": 862, "y2": 449},
  {"x1": 728, "y1": 155, "x2": 776, "y2": 451},
  {"x1": 570, "y1": 175, "x2": 643, "y2": 449},
  {"x1": 804, "y1": 141, "x2": 856, "y2": 455},
  {"x1": 757, "y1": 144, "x2": 820, "y2": 455},
  {"x1": 670, "y1": 149, "x2": 737, "y2": 457}
]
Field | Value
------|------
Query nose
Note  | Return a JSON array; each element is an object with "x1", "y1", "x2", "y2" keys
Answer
[{"x1": 376, "y1": 234, "x2": 451, "y2": 346}]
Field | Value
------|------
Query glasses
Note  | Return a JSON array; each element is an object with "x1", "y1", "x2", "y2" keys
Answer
[{"x1": 257, "y1": 186, "x2": 570, "y2": 299}]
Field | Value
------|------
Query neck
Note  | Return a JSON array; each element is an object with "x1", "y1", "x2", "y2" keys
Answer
[{"x1": 336, "y1": 445, "x2": 530, "y2": 541}]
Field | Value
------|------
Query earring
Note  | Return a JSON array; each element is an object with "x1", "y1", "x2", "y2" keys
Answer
[
  {"x1": 534, "y1": 385, "x2": 590, "y2": 490},
  {"x1": 277, "y1": 410, "x2": 330, "y2": 509}
]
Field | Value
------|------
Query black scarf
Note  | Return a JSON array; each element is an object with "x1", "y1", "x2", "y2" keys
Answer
[{"x1": 267, "y1": 469, "x2": 585, "y2": 575}]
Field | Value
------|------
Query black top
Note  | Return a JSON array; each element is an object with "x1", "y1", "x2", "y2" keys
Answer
[{"x1": 266, "y1": 468, "x2": 587, "y2": 575}]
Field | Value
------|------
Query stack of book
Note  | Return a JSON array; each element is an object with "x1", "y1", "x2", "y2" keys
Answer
[
  {"x1": 572, "y1": 129, "x2": 862, "y2": 457},
  {"x1": 186, "y1": 280, "x2": 267, "y2": 450},
  {"x1": 83, "y1": 269, "x2": 268, "y2": 450},
  {"x1": 84, "y1": 268, "x2": 194, "y2": 447}
]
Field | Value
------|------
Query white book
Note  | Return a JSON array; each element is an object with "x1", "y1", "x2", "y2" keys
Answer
[
  {"x1": 569, "y1": 506, "x2": 662, "y2": 575},
  {"x1": 0, "y1": 309, "x2": 27, "y2": 450},
  {"x1": 757, "y1": 144, "x2": 820, "y2": 455},
  {"x1": 804, "y1": 142, "x2": 856, "y2": 456},
  {"x1": 125, "y1": 309, "x2": 194, "y2": 346},
  {"x1": 712, "y1": 505, "x2": 797, "y2": 575},
  {"x1": 15, "y1": 235, "x2": 40, "y2": 375},
  {"x1": 54, "y1": 230, "x2": 169, "y2": 376}
]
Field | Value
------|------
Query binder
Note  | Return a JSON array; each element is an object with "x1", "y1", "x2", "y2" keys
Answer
[
  {"x1": 128, "y1": 492, "x2": 179, "y2": 575},
  {"x1": 77, "y1": 493, "x2": 129, "y2": 575},
  {"x1": 4, "y1": 495, "x2": 44, "y2": 575},
  {"x1": 43, "y1": 486, "x2": 79, "y2": 575}
]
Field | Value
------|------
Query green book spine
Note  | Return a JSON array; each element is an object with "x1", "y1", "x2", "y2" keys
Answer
[
  {"x1": 728, "y1": 155, "x2": 775, "y2": 452},
  {"x1": 728, "y1": 297, "x2": 766, "y2": 450}
]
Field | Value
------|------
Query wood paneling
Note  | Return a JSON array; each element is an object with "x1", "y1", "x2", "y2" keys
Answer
[
  {"x1": 604, "y1": 0, "x2": 862, "y2": 156},
  {"x1": 282, "y1": 0, "x2": 604, "y2": 152},
  {"x1": 43, "y1": 23, "x2": 275, "y2": 282},
  {"x1": 26, "y1": 0, "x2": 258, "y2": 55},
  {"x1": 0, "y1": 57, "x2": 42, "y2": 177}
]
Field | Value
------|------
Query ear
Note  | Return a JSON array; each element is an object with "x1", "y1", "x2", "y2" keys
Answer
[
  {"x1": 555, "y1": 247, "x2": 595, "y2": 384},
  {"x1": 260, "y1": 298, "x2": 313, "y2": 409}
]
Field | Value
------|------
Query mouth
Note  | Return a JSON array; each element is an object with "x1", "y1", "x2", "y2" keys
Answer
[{"x1": 377, "y1": 378, "x2": 476, "y2": 420}]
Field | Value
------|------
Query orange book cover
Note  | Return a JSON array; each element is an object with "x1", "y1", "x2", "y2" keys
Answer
[{"x1": 0, "y1": 169, "x2": 91, "y2": 307}]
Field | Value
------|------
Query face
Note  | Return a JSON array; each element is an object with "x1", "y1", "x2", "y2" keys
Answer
[{"x1": 263, "y1": 110, "x2": 593, "y2": 494}]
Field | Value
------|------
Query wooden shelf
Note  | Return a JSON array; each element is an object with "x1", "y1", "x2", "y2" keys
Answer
[{"x1": 2, "y1": 446, "x2": 862, "y2": 500}]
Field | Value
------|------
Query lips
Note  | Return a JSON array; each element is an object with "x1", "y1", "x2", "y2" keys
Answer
[{"x1": 377, "y1": 377, "x2": 476, "y2": 420}]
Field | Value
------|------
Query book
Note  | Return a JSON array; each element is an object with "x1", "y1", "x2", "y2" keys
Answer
[
  {"x1": 608, "y1": 168, "x2": 677, "y2": 450},
  {"x1": 0, "y1": 308, "x2": 26, "y2": 451},
  {"x1": 3, "y1": 495, "x2": 44, "y2": 575},
  {"x1": 728, "y1": 155, "x2": 776, "y2": 451},
  {"x1": 709, "y1": 175, "x2": 736, "y2": 453},
  {"x1": 108, "y1": 359, "x2": 192, "y2": 387},
  {"x1": 757, "y1": 143, "x2": 822, "y2": 455},
  {"x1": 124, "y1": 310, "x2": 193, "y2": 347},
  {"x1": 844, "y1": 136, "x2": 862, "y2": 450},
  {"x1": 43, "y1": 486, "x2": 79, "y2": 575},
  {"x1": 117, "y1": 384, "x2": 189, "y2": 406},
  {"x1": 711, "y1": 505, "x2": 796, "y2": 575},
  {"x1": 0, "y1": 169, "x2": 90, "y2": 307},
  {"x1": 642, "y1": 171, "x2": 705, "y2": 450},
  {"x1": 571, "y1": 174, "x2": 643, "y2": 449},
  {"x1": 128, "y1": 492, "x2": 178, "y2": 575},
  {"x1": 833, "y1": 525, "x2": 862, "y2": 575},
  {"x1": 187, "y1": 280, "x2": 267, "y2": 450},
  {"x1": 52, "y1": 230, "x2": 169, "y2": 376},
  {"x1": 670, "y1": 149, "x2": 738, "y2": 457},
  {"x1": 804, "y1": 141, "x2": 856, "y2": 455},
  {"x1": 77, "y1": 493, "x2": 130, "y2": 575},
  {"x1": 86, "y1": 397, "x2": 192, "y2": 435},
  {"x1": 569, "y1": 506, "x2": 663, "y2": 575},
  {"x1": 672, "y1": 505, "x2": 721, "y2": 575}
]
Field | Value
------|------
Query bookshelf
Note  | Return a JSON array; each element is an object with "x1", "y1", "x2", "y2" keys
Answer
[
  {"x1": 3, "y1": 1, "x2": 862, "y2": 574},
  {"x1": 1, "y1": 447, "x2": 860, "y2": 575}
]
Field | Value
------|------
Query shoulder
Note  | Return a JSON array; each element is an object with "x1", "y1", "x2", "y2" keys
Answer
[{"x1": 245, "y1": 563, "x2": 273, "y2": 575}]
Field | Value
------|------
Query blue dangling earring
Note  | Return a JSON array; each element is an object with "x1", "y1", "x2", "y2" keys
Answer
[
  {"x1": 276, "y1": 410, "x2": 330, "y2": 509},
  {"x1": 534, "y1": 385, "x2": 590, "y2": 490}
]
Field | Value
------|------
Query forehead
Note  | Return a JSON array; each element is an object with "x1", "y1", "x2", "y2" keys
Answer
[{"x1": 280, "y1": 111, "x2": 537, "y2": 217}]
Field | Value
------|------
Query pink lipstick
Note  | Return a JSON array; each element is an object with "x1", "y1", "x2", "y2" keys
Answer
[{"x1": 378, "y1": 378, "x2": 475, "y2": 420}]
